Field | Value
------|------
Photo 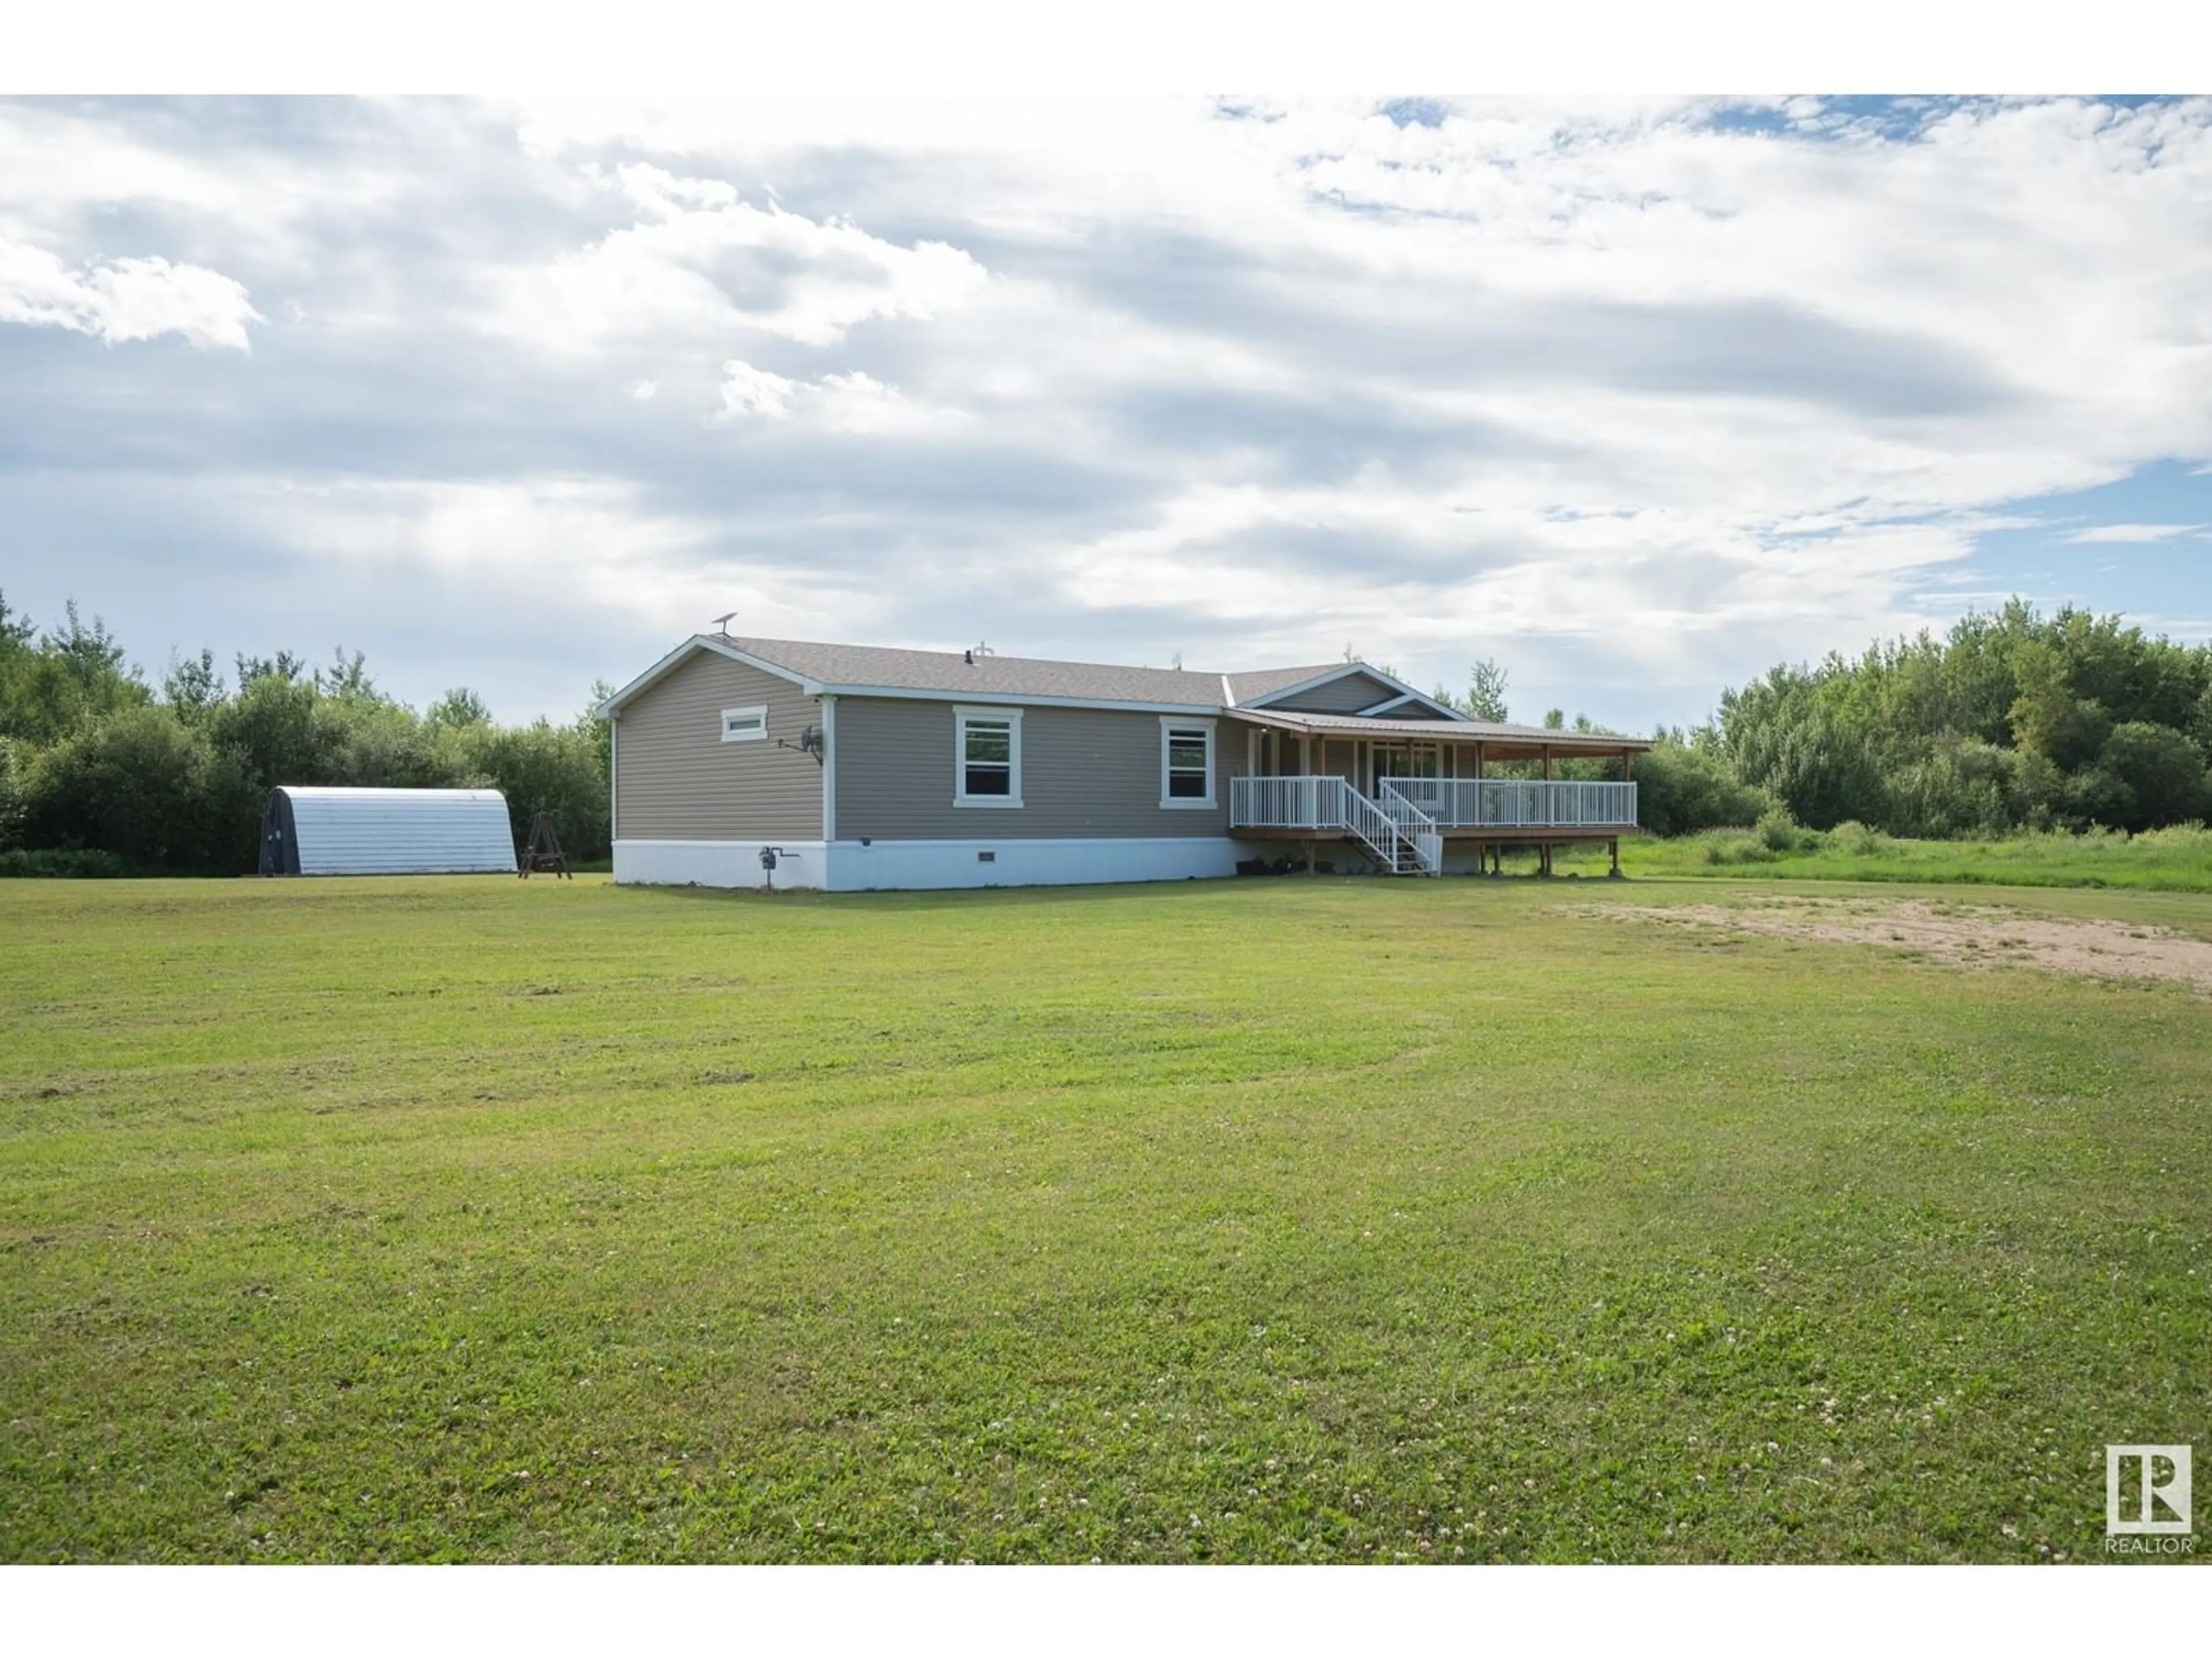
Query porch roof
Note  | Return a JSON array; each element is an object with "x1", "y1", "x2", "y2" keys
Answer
[{"x1": 1226, "y1": 706, "x2": 1652, "y2": 755}]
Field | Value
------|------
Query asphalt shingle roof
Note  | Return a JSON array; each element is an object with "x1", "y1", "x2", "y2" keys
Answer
[
  {"x1": 607, "y1": 635, "x2": 1649, "y2": 744},
  {"x1": 1222, "y1": 664, "x2": 1351, "y2": 703},
  {"x1": 724, "y1": 635, "x2": 1268, "y2": 707}
]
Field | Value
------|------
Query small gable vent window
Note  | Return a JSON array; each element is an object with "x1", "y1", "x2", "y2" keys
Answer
[
  {"x1": 1160, "y1": 718, "x2": 1215, "y2": 808},
  {"x1": 721, "y1": 705, "x2": 768, "y2": 743},
  {"x1": 955, "y1": 706, "x2": 1023, "y2": 807}
]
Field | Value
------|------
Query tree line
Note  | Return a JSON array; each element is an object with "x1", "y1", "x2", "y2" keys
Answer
[
  {"x1": 1438, "y1": 598, "x2": 2212, "y2": 839},
  {"x1": 0, "y1": 593, "x2": 612, "y2": 874},
  {"x1": 6, "y1": 591, "x2": 2207, "y2": 874}
]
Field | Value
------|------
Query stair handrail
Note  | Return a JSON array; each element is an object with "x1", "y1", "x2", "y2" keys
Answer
[{"x1": 1375, "y1": 781, "x2": 1442, "y2": 875}]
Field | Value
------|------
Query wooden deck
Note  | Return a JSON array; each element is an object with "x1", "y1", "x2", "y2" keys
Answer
[{"x1": 1227, "y1": 775, "x2": 1639, "y2": 876}]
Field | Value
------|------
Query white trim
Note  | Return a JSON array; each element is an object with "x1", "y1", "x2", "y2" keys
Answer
[
  {"x1": 954, "y1": 703, "x2": 1024, "y2": 808},
  {"x1": 1354, "y1": 690, "x2": 1463, "y2": 720},
  {"x1": 820, "y1": 694, "x2": 837, "y2": 843},
  {"x1": 719, "y1": 703, "x2": 769, "y2": 743},
  {"x1": 614, "y1": 839, "x2": 827, "y2": 889},
  {"x1": 1158, "y1": 715, "x2": 1217, "y2": 810},
  {"x1": 608, "y1": 714, "x2": 619, "y2": 843},
  {"x1": 1241, "y1": 661, "x2": 1473, "y2": 720},
  {"x1": 596, "y1": 635, "x2": 817, "y2": 717},
  {"x1": 825, "y1": 836, "x2": 1242, "y2": 892},
  {"x1": 600, "y1": 637, "x2": 1482, "y2": 725}
]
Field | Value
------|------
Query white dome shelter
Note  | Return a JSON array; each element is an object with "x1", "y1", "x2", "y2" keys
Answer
[{"x1": 258, "y1": 786, "x2": 518, "y2": 876}]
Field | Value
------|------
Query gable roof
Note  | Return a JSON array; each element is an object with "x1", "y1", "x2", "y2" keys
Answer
[
  {"x1": 599, "y1": 634, "x2": 1234, "y2": 715},
  {"x1": 1221, "y1": 663, "x2": 1344, "y2": 704},
  {"x1": 1229, "y1": 660, "x2": 1465, "y2": 719},
  {"x1": 734, "y1": 637, "x2": 1234, "y2": 706},
  {"x1": 596, "y1": 634, "x2": 1609, "y2": 738}
]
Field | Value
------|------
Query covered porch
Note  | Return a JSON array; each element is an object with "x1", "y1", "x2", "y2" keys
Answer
[{"x1": 1225, "y1": 709, "x2": 1650, "y2": 876}]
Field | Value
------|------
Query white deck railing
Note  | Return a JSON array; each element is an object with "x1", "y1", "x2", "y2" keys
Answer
[
  {"x1": 1226, "y1": 775, "x2": 1440, "y2": 874},
  {"x1": 1229, "y1": 775, "x2": 1636, "y2": 831},
  {"x1": 1231, "y1": 774, "x2": 1350, "y2": 831},
  {"x1": 1380, "y1": 777, "x2": 1638, "y2": 829}
]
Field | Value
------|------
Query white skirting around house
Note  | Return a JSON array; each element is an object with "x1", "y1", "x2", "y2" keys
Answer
[
  {"x1": 613, "y1": 839, "x2": 830, "y2": 889},
  {"x1": 826, "y1": 836, "x2": 1245, "y2": 892},
  {"x1": 614, "y1": 836, "x2": 1246, "y2": 892}
]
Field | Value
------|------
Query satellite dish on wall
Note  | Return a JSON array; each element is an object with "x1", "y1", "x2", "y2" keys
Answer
[{"x1": 779, "y1": 723, "x2": 827, "y2": 765}]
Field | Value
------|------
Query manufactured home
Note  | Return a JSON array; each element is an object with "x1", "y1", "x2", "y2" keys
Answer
[{"x1": 596, "y1": 635, "x2": 1650, "y2": 892}]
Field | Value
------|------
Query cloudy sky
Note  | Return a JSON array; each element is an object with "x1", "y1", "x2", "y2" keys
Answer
[{"x1": 3, "y1": 94, "x2": 2211, "y2": 732}]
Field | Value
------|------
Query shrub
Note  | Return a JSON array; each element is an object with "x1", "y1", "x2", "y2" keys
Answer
[
  {"x1": 450, "y1": 719, "x2": 612, "y2": 861},
  {"x1": 0, "y1": 735, "x2": 26, "y2": 851},
  {"x1": 1699, "y1": 830, "x2": 1778, "y2": 866},
  {"x1": 21, "y1": 705, "x2": 241, "y2": 870},
  {"x1": 2099, "y1": 722, "x2": 2208, "y2": 831},
  {"x1": 1756, "y1": 805, "x2": 1806, "y2": 853},
  {"x1": 1633, "y1": 738, "x2": 1774, "y2": 836},
  {"x1": 1887, "y1": 737, "x2": 2014, "y2": 839},
  {"x1": 1830, "y1": 819, "x2": 1887, "y2": 856},
  {"x1": 0, "y1": 846, "x2": 133, "y2": 877}
]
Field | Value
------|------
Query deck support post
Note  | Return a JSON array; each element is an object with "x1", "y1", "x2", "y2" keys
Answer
[
  {"x1": 1304, "y1": 838, "x2": 1315, "y2": 876},
  {"x1": 1608, "y1": 837, "x2": 1620, "y2": 878}
]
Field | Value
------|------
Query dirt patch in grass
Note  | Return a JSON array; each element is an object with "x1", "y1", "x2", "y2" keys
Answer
[{"x1": 1585, "y1": 896, "x2": 2212, "y2": 994}]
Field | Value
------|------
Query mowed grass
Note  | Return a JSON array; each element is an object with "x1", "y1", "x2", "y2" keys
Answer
[{"x1": 2, "y1": 873, "x2": 2207, "y2": 1564}]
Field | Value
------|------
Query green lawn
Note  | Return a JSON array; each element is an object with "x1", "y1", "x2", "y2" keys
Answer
[
  {"x1": 1566, "y1": 823, "x2": 2212, "y2": 893},
  {"x1": 2, "y1": 873, "x2": 2206, "y2": 1563}
]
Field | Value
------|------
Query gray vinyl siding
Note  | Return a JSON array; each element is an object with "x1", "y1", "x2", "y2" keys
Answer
[
  {"x1": 615, "y1": 652, "x2": 823, "y2": 841},
  {"x1": 1264, "y1": 671, "x2": 1400, "y2": 714},
  {"x1": 835, "y1": 698, "x2": 1243, "y2": 840}
]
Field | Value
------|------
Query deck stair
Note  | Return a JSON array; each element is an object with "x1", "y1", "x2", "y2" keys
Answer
[{"x1": 1228, "y1": 775, "x2": 1441, "y2": 876}]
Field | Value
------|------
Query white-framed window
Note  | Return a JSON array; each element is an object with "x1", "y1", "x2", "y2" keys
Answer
[
  {"x1": 1160, "y1": 717, "x2": 1215, "y2": 808},
  {"x1": 955, "y1": 705, "x2": 1022, "y2": 807},
  {"x1": 721, "y1": 704, "x2": 768, "y2": 743}
]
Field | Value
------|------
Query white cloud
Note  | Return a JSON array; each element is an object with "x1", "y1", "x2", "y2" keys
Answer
[
  {"x1": 0, "y1": 238, "x2": 259, "y2": 350},
  {"x1": 14, "y1": 96, "x2": 2212, "y2": 729},
  {"x1": 713, "y1": 360, "x2": 970, "y2": 435},
  {"x1": 2059, "y1": 522, "x2": 2206, "y2": 544},
  {"x1": 514, "y1": 162, "x2": 988, "y2": 353}
]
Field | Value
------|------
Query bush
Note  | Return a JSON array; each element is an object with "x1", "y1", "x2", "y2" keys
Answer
[
  {"x1": 1633, "y1": 738, "x2": 1774, "y2": 836},
  {"x1": 2132, "y1": 821, "x2": 2212, "y2": 855},
  {"x1": 0, "y1": 735, "x2": 26, "y2": 851},
  {"x1": 2099, "y1": 722, "x2": 2208, "y2": 831},
  {"x1": 1756, "y1": 805, "x2": 1809, "y2": 853},
  {"x1": 1830, "y1": 819, "x2": 1888, "y2": 856},
  {"x1": 451, "y1": 720, "x2": 612, "y2": 862},
  {"x1": 1887, "y1": 737, "x2": 2014, "y2": 839},
  {"x1": 1699, "y1": 830, "x2": 1778, "y2": 866},
  {"x1": 0, "y1": 846, "x2": 134, "y2": 877},
  {"x1": 21, "y1": 705, "x2": 243, "y2": 870}
]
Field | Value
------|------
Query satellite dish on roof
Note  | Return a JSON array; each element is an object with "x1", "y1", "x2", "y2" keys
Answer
[{"x1": 710, "y1": 612, "x2": 737, "y2": 636}]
